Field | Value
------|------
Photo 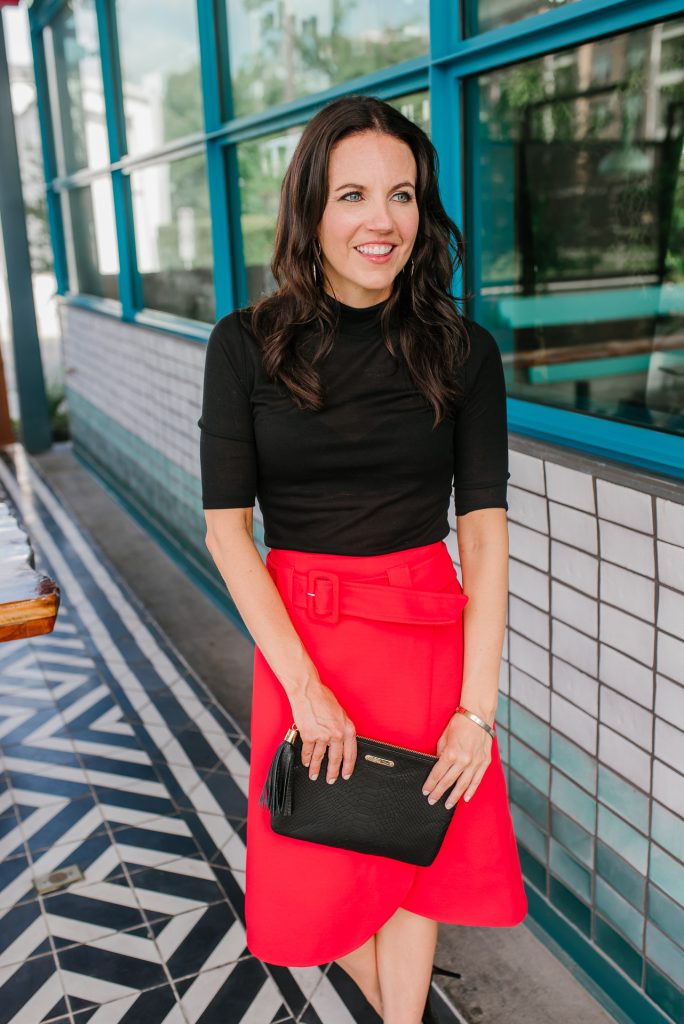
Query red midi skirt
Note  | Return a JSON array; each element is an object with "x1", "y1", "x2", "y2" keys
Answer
[{"x1": 245, "y1": 539, "x2": 528, "y2": 967}]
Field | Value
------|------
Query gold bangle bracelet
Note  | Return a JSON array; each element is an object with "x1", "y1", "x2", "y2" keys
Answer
[{"x1": 454, "y1": 705, "x2": 496, "y2": 740}]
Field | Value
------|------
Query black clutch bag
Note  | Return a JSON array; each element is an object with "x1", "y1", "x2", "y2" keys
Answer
[{"x1": 258, "y1": 724, "x2": 457, "y2": 866}]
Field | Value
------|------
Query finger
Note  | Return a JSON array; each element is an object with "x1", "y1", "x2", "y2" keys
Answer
[
  {"x1": 301, "y1": 742, "x2": 314, "y2": 767},
  {"x1": 309, "y1": 740, "x2": 328, "y2": 781},
  {"x1": 426, "y1": 759, "x2": 469, "y2": 804},
  {"x1": 463, "y1": 762, "x2": 489, "y2": 803},
  {"x1": 342, "y1": 731, "x2": 357, "y2": 780},
  {"x1": 446, "y1": 765, "x2": 481, "y2": 808},
  {"x1": 422, "y1": 754, "x2": 468, "y2": 798},
  {"x1": 326, "y1": 739, "x2": 345, "y2": 783}
]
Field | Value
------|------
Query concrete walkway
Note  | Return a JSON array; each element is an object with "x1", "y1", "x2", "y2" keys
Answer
[{"x1": 9, "y1": 441, "x2": 618, "y2": 1024}]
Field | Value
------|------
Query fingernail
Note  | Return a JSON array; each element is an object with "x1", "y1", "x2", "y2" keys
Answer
[
  {"x1": 311, "y1": 773, "x2": 318, "y2": 781},
  {"x1": 427, "y1": 797, "x2": 436, "y2": 805},
  {"x1": 327, "y1": 777, "x2": 336, "y2": 784},
  {"x1": 422, "y1": 789, "x2": 429, "y2": 796},
  {"x1": 343, "y1": 773, "x2": 351, "y2": 780}
]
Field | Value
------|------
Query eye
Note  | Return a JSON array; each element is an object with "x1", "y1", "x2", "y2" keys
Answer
[
  {"x1": 393, "y1": 191, "x2": 413, "y2": 203},
  {"x1": 340, "y1": 191, "x2": 362, "y2": 202}
]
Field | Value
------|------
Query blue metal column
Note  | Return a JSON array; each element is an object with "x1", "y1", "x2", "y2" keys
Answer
[{"x1": 0, "y1": 11, "x2": 51, "y2": 452}]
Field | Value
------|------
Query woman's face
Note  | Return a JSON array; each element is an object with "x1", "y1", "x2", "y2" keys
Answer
[{"x1": 316, "y1": 131, "x2": 419, "y2": 308}]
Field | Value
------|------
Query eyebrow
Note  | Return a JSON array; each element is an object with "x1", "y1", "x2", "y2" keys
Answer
[{"x1": 333, "y1": 181, "x2": 416, "y2": 192}]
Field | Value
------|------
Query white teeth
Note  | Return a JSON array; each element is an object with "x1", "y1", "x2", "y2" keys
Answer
[{"x1": 355, "y1": 245, "x2": 394, "y2": 255}]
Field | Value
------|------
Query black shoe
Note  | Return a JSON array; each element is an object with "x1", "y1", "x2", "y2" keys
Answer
[{"x1": 423, "y1": 964, "x2": 461, "y2": 1022}]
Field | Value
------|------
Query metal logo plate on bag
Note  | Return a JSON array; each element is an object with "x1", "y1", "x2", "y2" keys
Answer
[{"x1": 365, "y1": 754, "x2": 395, "y2": 767}]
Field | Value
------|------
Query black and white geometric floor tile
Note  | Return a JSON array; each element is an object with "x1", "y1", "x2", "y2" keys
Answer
[{"x1": 0, "y1": 450, "x2": 466, "y2": 1024}]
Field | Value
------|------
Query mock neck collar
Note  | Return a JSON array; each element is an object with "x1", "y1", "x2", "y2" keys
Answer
[{"x1": 321, "y1": 291, "x2": 391, "y2": 330}]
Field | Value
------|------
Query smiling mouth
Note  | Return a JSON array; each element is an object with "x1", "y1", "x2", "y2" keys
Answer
[{"x1": 354, "y1": 245, "x2": 397, "y2": 256}]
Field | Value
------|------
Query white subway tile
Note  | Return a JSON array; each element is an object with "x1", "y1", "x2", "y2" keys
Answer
[
  {"x1": 657, "y1": 586, "x2": 684, "y2": 642},
  {"x1": 600, "y1": 605, "x2": 655, "y2": 668},
  {"x1": 510, "y1": 667, "x2": 550, "y2": 719},
  {"x1": 509, "y1": 631, "x2": 550, "y2": 685},
  {"x1": 499, "y1": 659, "x2": 510, "y2": 695},
  {"x1": 655, "y1": 675, "x2": 684, "y2": 732},
  {"x1": 598, "y1": 724, "x2": 651, "y2": 791},
  {"x1": 550, "y1": 540, "x2": 598, "y2": 597},
  {"x1": 509, "y1": 595, "x2": 550, "y2": 648},
  {"x1": 656, "y1": 497, "x2": 684, "y2": 548},
  {"x1": 597, "y1": 479, "x2": 653, "y2": 533},
  {"x1": 599, "y1": 521, "x2": 655, "y2": 577},
  {"x1": 551, "y1": 692, "x2": 597, "y2": 753},
  {"x1": 657, "y1": 540, "x2": 684, "y2": 594},
  {"x1": 509, "y1": 521, "x2": 550, "y2": 571},
  {"x1": 652, "y1": 760, "x2": 684, "y2": 819},
  {"x1": 600, "y1": 687, "x2": 653, "y2": 752},
  {"x1": 654, "y1": 719, "x2": 684, "y2": 776},
  {"x1": 657, "y1": 631, "x2": 684, "y2": 685},
  {"x1": 546, "y1": 463, "x2": 595, "y2": 513},
  {"x1": 549, "y1": 502, "x2": 598, "y2": 554},
  {"x1": 552, "y1": 656, "x2": 599, "y2": 717},
  {"x1": 552, "y1": 580, "x2": 598, "y2": 638},
  {"x1": 598, "y1": 645, "x2": 654, "y2": 708},
  {"x1": 509, "y1": 450, "x2": 545, "y2": 494},
  {"x1": 509, "y1": 558, "x2": 550, "y2": 611},
  {"x1": 508, "y1": 486, "x2": 549, "y2": 533},
  {"x1": 600, "y1": 562, "x2": 655, "y2": 621},
  {"x1": 552, "y1": 620, "x2": 598, "y2": 677}
]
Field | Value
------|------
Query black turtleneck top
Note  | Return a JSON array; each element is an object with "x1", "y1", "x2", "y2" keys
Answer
[{"x1": 197, "y1": 295, "x2": 510, "y2": 556}]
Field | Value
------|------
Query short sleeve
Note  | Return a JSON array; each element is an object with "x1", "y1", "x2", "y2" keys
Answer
[
  {"x1": 452, "y1": 319, "x2": 510, "y2": 516},
  {"x1": 197, "y1": 312, "x2": 257, "y2": 509}
]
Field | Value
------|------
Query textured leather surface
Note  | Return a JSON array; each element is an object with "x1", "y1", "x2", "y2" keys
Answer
[{"x1": 269, "y1": 734, "x2": 457, "y2": 866}]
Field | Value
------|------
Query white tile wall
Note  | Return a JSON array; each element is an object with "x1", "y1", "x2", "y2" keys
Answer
[
  {"x1": 550, "y1": 540, "x2": 598, "y2": 597},
  {"x1": 652, "y1": 759, "x2": 684, "y2": 819},
  {"x1": 600, "y1": 562, "x2": 655, "y2": 622},
  {"x1": 599, "y1": 521, "x2": 655, "y2": 577},
  {"x1": 598, "y1": 724, "x2": 651, "y2": 791},
  {"x1": 656, "y1": 540, "x2": 684, "y2": 593},
  {"x1": 552, "y1": 657, "x2": 599, "y2": 717},
  {"x1": 508, "y1": 485, "x2": 549, "y2": 533},
  {"x1": 546, "y1": 463, "x2": 595, "y2": 513},
  {"x1": 509, "y1": 450, "x2": 545, "y2": 495},
  {"x1": 656, "y1": 631, "x2": 684, "y2": 686},
  {"x1": 551, "y1": 692, "x2": 597, "y2": 753},
  {"x1": 509, "y1": 558, "x2": 550, "y2": 611},
  {"x1": 509, "y1": 595, "x2": 550, "y2": 648},
  {"x1": 551, "y1": 580, "x2": 598, "y2": 637},
  {"x1": 600, "y1": 605, "x2": 654, "y2": 668},
  {"x1": 599, "y1": 687, "x2": 653, "y2": 752},
  {"x1": 654, "y1": 675, "x2": 684, "y2": 733},
  {"x1": 656, "y1": 497, "x2": 684, "y2": 548},
  {"x1": 654, "y1": 719, "x2": 684, "y2": 776},
  {"x1": 598, "y1": 645, "x2": 654, "y2": 709},
  {"x1": 549, "y1": 502, "x2": 598, "y2": 554},
  {"x1": 597, "y1": 479, "x2": 653, "y2": 533},
  {"x1": 510, "y1": 666, "x2": 550, "y2": 719},
  {"x1": 657, "y1": 586, "x2": 684, "y2": 642},
  {"x1": 509, "y1": 520, "x2": 549, "y2": 571},
  {"x1": 552, "y1": 620, "x2": 598, "y2": 677},
  {"x1": 509, "y1": 632, "x2": 550, "y2": 686}
]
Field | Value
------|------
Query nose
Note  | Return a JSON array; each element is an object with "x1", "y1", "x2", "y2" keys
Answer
[{"x1": 362, "y1": 198, "x2": 396, "y2": 232}]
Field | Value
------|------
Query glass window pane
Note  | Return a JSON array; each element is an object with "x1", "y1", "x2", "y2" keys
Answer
[
  {"x1": 116, "y1": 0, "x2": 203, "y2": 157},
  {"x1": 44, "y1": 0, "x2": 107, "y2": 175},
  {"x1": 63, "y1": 179, "x2": 119, "y2": 299},
  {"x1": 224, "y1": 1, "x2": 429, "y2": 119},
  {"x1": 237, "y1": 90, "x2": 430, "y2": 303},
  {"x1": 465, "y1": 0, "x2": 579, "y2": 38},
  {"x1": 468, "y1": 17, "x2": 684, "y2": 437},
  {"x1": 130, "y1": 153, "x2": 215, "y2": 323}
]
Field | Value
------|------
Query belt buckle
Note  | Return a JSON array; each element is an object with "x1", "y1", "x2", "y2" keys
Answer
[{"x1": 306, "y1": 570, "x2": 340, "y2": 624}]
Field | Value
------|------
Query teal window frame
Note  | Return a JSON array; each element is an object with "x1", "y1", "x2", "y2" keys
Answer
[{"x1": 27, "y1": 0, "x2": 684, "y2": 485}]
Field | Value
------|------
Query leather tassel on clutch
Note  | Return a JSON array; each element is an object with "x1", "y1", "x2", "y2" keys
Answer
[{"x1": 258, "y1": 724, "x2": 298, "y2": 816}]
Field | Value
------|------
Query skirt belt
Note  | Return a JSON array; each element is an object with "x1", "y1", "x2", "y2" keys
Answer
[{"x1": 267, "y1": 562, "x2": 468, "y2": 626}]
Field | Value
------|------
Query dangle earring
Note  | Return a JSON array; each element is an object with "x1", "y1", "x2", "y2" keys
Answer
[{"x1": 312, "y1": 240, "x2": 322, "y2": 285}]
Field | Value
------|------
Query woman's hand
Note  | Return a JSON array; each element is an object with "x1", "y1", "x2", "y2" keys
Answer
[
  {"x1": 422, "y1": 711, "x2": 493, "y2": 809},
  {"x1": 289, "y1": 676, "x2": 357, "y2": 785}
]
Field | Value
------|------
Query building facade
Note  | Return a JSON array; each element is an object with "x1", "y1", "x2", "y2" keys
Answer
[{"x1": 24, "y1": 2, "x2": 684, "y2": 1022}]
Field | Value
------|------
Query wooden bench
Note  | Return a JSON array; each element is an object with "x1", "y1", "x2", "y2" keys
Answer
[{"x1": 0, "y1": 489, "x2": 60, "y2": 642}]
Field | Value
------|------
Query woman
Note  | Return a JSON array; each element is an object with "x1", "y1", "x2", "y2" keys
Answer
[{"x1": 198, "y1": 94, "x2": 527, "y2": 1024}]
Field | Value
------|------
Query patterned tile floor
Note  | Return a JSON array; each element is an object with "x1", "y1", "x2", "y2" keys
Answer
[{"x1": 0, "y1": 454, "x2": 465, "y2": 1024}]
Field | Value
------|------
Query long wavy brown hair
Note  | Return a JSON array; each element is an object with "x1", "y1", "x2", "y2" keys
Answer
[{"x1": 242, "y1": 94, "x2": 472, "y2": 427}]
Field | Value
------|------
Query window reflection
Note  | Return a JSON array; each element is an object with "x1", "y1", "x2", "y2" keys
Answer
[
  {"x1": 470, "y1": 18, "x2": 684, "y2": 435},
  {"x1": 63, "y1": 180, "x2": 119, "y2": 299},
  {"x1": 116, "y1": 0, "x2": 203, "y2": 157},
  {"x1": 44, "y1": 0, "x2": 108, "y2": 175},
  {"x1": 129, "y1": 153, "x2": 214, "y2": 323},
  {"x1": 465, "y1": 0, "x2": 579, "y2": 38},
  {"x1": 224, "y1": 0, "x2": 429, "y2": 119}
]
